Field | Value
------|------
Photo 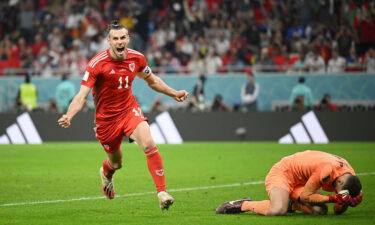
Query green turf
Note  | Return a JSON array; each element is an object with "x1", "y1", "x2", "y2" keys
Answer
[{"x1": 0, "y1": 142, "x2": 374, "y2": 225}]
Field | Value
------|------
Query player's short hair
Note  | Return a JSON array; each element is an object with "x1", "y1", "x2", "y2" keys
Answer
[
  {"x1": 106, "y1": 20, "x2": 128, "y2": 37},
  {"x1": 342, "y1": 175, "x2": 362, "y2": 198}
]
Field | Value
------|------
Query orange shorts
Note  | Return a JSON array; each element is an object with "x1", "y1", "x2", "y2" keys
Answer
[
  {"x1": 94, "y1": 111, "x2": 147, "y2": 153},
  {"x1": 265, "y1": 162, "x2": 303, "y2": 201}
]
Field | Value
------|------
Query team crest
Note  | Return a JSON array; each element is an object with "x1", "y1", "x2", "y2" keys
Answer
[
  {"x1": 155, "y1": 169, "x2": 164, "y2": 176},
  {"x1": 129, "y1": 63, "x2": 135, "y2": 72}
]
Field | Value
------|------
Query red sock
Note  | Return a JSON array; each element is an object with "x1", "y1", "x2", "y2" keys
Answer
[
  {"x1": 145, "y1": 147, "x2": 166, "y2": 193},
  {"x1": 102, "y1": 158, "x2": 115, "y2": 179}
]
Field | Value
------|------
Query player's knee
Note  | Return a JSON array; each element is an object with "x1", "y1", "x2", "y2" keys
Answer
[
  {"x1": 312, "y1": 204, "x2": 328, "y2": 215},
  {"x1": 267, "y1": 206, "x2": 288, "y2": 216},
  {"x1": 141, "y1": 139, "x2": 156, "y2": 151},
  {"x1": 111, "y1": 162, "x2": 122, "y2": 170}
]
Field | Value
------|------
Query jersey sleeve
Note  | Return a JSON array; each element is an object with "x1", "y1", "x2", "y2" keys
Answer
[
  {"x1": 299, "y1": 164, "x2": 333, "y2": 203},
  {"x1": 137, "y1": 54, "x2": 152, "y2": 79},
  {"x1": 81, "y1": 64, "x2": 99, "y2": 88}
]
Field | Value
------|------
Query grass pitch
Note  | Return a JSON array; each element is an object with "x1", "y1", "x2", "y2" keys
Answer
[{"x1": 0, "y1": 142, "x2": 374, "y2": 225}]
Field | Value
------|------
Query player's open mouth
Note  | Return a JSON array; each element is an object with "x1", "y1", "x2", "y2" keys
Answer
[{"x1": 116, "y1": 47, "x2": 125, "y2": 53}]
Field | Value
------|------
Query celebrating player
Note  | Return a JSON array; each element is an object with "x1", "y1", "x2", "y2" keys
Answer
[
  {"x1": 216, "y1": 150, "x2": 363, "y2": 215},
  {"x1": 57, "y1": 21, "x2": 189, "y2": 210}
]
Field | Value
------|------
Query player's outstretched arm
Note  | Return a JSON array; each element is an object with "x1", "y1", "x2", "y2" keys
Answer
[
  {"x1": 300, "y1": 176, "x2": 330, "y2": 204},
  {"x1": 57, "y1": 85, "x2": 91, "y2": 128},
  {"x1": 143, "y1": 73, "x2": 189, "y2": 102}
]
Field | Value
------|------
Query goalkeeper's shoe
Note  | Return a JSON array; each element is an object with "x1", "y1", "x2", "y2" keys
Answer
[
  {"x1": 100, "y1": 167, "x2": 115, "y2": 199},
  {"x1": 216, "y1": 198, "x2": 252, "y2": 214},
  {"x1": 157, "y1": 191, "x2": 174, "y2": 210}
]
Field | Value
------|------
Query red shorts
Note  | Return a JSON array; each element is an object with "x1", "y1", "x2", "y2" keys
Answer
[
  {"x1": 265, "y1": 162, "x2": 303, "y2": 201},
  {"x1": 94, "y1": 109, "x2": 147, "y2": 153}
]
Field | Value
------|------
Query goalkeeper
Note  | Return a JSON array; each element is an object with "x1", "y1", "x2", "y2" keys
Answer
[{"x1": 216, "y1": 150, "x2": 363, "y2": 216}]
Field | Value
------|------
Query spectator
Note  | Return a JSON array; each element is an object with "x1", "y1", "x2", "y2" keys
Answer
[
  {"x1": 55, "y1": 74, "x2": 76, "y2": 113},
  {"x1": 272, "y1": 45, "x2": 291, "y2": 72},
  {"x1": 160, "y1": 51, "x2": 182, "y2": 74},
  {"x1": 345, "y1": 47, "x2": 362, "y2": 72},
  {"x1": 289, "y1": 76, "x2": 314, "y2": 110},
  {"x1": 335, "y1": 26, "x2": 358, "y2": 57},
  {"x1": 356, "y1": 8, "x2": 375, "y2": 55},
  {"x1": 291, "y1": 95, "x2": 306, "y2": 111},
  {"x1": 48, "y1": 98, "x2": 58, "y2": 113},
  {"x1": 186, "y1": 96, "x2": 200, "y2": 112},
  {"x1": 149, "y1": 97, "x2": 165, "y2": 113},
  {"x1": 258, "y1": 47, "x2": 275, "y2": 72},
  {"x1": 315, "y1": 94, "x2": 339, "y2": 111},
  {"x1": 363, "y1": 48, "x2": 375, "y2": 74},
  {"x1": 241, "y1": 72, "x2": 259, "y2": 112},
  {"x1": 31, "y1": 33, "x2": 48, "y2": 57},
  {"x1": 1, "y1": 0, "x2": 375, "y2": 76},
  {"x1": 305, "y1": 50, "x2": 325, "y2": 73},
  {"x1": 211, "y1": 94, "x2": 231, "y2": 112},
  {"x1": 205, "y1": 51, "x2": 222, "y2": 75},
  {"x1": 214, "y1": 31, "x2": 230, "y2": 56},
  {"x1": 191, "y1": 74, "x2": 206, "y2": 111},
  {"x1": 19, "y1": 0, "x2": 35, "y2": 43},
  {"x1": 16, "y1": 75, "x2": 38, "y2": 112},
  {"x1": 180, "y1": 36, "x2": 194, "y2": 56},
  {"x1": 288, "y1": 52, "x2": 308, "y2": 74},
  {"x1": 327, "y1": 50, "x2": 346, "y2": 74},
  {"x1": 227, "y1": 53, "x2": 245, "y2": 72},
  {"x1": 187, "y1": 52, "x2": 205, "y2": 74}
]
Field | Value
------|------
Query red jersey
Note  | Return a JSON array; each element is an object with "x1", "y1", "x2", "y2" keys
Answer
[{"x1": 81, "y1": 48, "x2": 151, "y2": 125}]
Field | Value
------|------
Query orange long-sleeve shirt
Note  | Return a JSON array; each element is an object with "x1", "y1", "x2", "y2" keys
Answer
[{"x1": 278, "y1": 150, "x2": 355, "y2": 203}]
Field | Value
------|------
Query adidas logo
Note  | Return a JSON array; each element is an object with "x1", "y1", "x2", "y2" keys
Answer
[
  {"x1": 110, "y1": 69, "x2": 115, "y2": 74},
  {"x1": 149, "y1": 111, "x2": 183, "y2": 144},
  {"x1": 0, "y1": 113, "x2": 42, "y2": 144},
  {"x1": 279, "y1": 111, "x2": 329, "y2": 144}
]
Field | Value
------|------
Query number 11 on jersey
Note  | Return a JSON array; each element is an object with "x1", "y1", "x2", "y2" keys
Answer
[{"x1": 118, "y1": 76, "x2": 129, "y2": 89}]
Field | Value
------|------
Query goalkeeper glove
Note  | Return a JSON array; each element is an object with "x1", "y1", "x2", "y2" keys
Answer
[
  {"x1": 350, "y1": 192, "x2": 363, "y2": 207},
  {"x1": 328, "y1": 193, "x2": 352, "y2": 204}
]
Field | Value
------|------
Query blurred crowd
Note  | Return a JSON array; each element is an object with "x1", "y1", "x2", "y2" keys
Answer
[{"x1": 0, "y1": 0, "x2": 375, "y2": 77}]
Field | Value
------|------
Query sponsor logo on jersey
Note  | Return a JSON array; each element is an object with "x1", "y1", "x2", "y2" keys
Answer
[
  {"x1": 129, "y1": 63, "x2": 135, "y2": 72},
  {"x1": 109, "y1": 69, "x2": 116, "y2": 74}
]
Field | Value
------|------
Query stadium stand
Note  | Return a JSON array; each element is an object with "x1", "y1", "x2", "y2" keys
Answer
[{"x1": 0, "y1": 0, "x2": 374, "y2": 76}]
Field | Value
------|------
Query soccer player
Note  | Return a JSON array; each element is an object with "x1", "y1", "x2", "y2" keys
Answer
[
  {"x1": 57, "y1": 21, "x2": 189, "y2": 210},
  {"x1": 216, "y1": 150, "x2": 363, "y2": 215}
]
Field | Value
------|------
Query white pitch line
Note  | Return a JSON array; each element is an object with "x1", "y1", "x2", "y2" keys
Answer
[
  {"x1": 0, "y1": 181, "x2": 265, "y2": 207},
  {"x1": 356, "y1": 172, "x2": 375, "y2": 176},
  {"x1": 0, "y1": 172, "x2": 373, "y2": 207}
]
